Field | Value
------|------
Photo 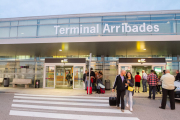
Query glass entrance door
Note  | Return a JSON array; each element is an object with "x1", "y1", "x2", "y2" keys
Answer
[
  {"x1": 56, "y1": 66, "x2": 73, "y2": 89},
  {"x1": 74, "y1": 66, "x2": 84, "y2": 89}
]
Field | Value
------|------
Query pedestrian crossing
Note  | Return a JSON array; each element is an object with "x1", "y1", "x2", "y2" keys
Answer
[{"x1": 9, "y1": 93, "x2": 140, "y2": 120}]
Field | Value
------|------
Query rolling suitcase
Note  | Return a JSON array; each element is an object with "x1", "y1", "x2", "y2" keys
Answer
[
  {"x1": 100, "y1": 88, "x2": 105, "y2": 94},
  {"x1": 87, "y1": 87, "x2": 92, "y2": 94},
  {"x1": 109, "y1": 92, "x2": 117, "y2": 106}
]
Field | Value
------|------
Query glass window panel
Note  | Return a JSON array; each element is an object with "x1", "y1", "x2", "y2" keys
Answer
[
  {"x1": 38, "y1": 19, "x2": 57, "y2": 24},
  {"x1": 80, "y1": 17, "x2": 102, "y2": 23},
  {"x1": 102, "y1": 22, "x2": 125, "y2": 35},
  {"x1": 70, "y1": 18, "x2": 79, "y2": 23},
  {"x1": 57, "y1": 24, "x2": 79, "y2": 36},
  {"x1": 151, "y1": 20, "x2": 176, "y2": 34},
  {"x1": 126, "y1": 15, "x2": 150, "y2": 21},
  {"x1": 10, "y1": 27, "x2": 17, "y2": 37},
  {"x1": 151, "y1": 14, "x2": 175, "y2": 20},
  {"x1": 58, "y1": 18, "x2": 69, "y2": 24},
  {"x1": 176, "y1": 14, "x2": 180, "y2": 19},
  {"x1": 19, "y1": 20, "x2": 37, "y2": 25},
  {"x1": 166, "y1": 62, "x2": 178, "y2": 75},
  {"x1": 74, "y1": 66, "x2": 83, "y2": 89},
  {"x1": 11, "y1": 21, "x2": 18, "y2": 26},
  {"x1": 0, "y1": 27, "x2": 9, "y2": 38},
  {"x1": 18, "y1": 26, "x2": 37, "y2": 37},
  {"x1": 177, "y1": 20, "x2": 180, "y2": 34},
  {"x1": 80, "y1": 23, "x2": 101, "y2": 36},
  {"x1": 38, "y1": 25, "x2": 57, "y2": 36},
  {"x1": 126, "y1": 21, "x2": 151, "y2": 35},
  {"x1": 0, "y1": 22, "x2": 10, "y2": 27},
  {"x1": 103, "y1": 16, "x2": 125, "y2": 21}
]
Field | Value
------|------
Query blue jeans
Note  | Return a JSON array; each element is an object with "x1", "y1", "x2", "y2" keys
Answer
[
  {"x1": 126, "y1": 90, "x2": 133, "y2": 110},
  {"x1": 142, "y1": 79, "x2": 147, "y2": 92}
]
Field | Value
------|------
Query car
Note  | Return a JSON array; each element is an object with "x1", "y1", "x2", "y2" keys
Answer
[{"x1": 174, "y1": 81, "x2": 180, "y2": 100}]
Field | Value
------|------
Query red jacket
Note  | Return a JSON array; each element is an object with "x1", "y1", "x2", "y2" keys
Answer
[{"x1": 135, "y1": 75, "x2": 141, "y2": 82}]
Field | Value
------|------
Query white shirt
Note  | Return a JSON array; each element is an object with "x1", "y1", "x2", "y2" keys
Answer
[
  {"x1": 142, "y1": 72, "x2": 147, "y2": 80},
  {"x1": 160, "y1": 73, "x2": 175, "y2": 90}
]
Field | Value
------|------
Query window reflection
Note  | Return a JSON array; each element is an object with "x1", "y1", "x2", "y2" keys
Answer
[
  {"x1": 126, "y1": 15, "x2": 150, "y2": 21},
  {"x1": 103, "y1": 16, "x2": 125, "y2": 21},
  {"x1": 151, "y1": 14, "x2": 175, "y2": 20},
  {"x1": 18, "y1": 26, "x2": 37, "y2": 37},
  {"x1": 19, "y1": 20, "x2": 37, "y2": 25}
]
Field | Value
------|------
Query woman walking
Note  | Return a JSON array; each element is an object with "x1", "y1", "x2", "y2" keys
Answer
[
  {"x1": 126, "y1": 72, "x2": 134, "y2": 112},
  {"x1": 135, "y1": 72, "x2": 141, "y2": 93}
]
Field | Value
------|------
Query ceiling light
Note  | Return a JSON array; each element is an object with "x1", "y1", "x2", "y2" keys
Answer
[
  {"x1": 143, "y1": 49, "x2": 146, "y2": 50},
  {"x1": 59, "y1": 49, "x2": 62, "y2": 51}
]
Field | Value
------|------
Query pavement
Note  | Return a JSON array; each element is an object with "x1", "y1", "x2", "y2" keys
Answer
[
  {"x1": 0, "y1": 87, "x2": 162, "y2": 98},
  {"x1": 0, "y1": 92, "x2": 179, "y2": 120}
]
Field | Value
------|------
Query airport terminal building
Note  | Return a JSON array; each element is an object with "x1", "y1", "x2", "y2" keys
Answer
[{"x1": 0, "y1": 10, "x2": 180, "y2": 89}]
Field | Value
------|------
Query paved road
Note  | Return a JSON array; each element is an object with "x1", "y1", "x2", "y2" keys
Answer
[{"x1": 0, "y1": 93, "x2": 180, "y2": 120}]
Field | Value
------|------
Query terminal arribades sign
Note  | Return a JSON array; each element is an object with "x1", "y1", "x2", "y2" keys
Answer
[{"x1": 54, "y1": 23, "x2": 159, "y2": 35}]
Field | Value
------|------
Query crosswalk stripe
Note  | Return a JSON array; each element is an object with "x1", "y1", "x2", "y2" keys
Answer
[
  {"x1": 13, "y1": 99, "x2": 109, "y2": 107},
  {"x1": 12, "y1": 104, "x2": 131, "y2": 114},
  {"x1": 10, "y1": 110, "x2": 140, "y2": 120},
  {"x1": 14, "y1": 96, "x2": 108, "y2": 103},
  {"x1": 15, "y1": 93, "x2": 109, "y2": 99}
]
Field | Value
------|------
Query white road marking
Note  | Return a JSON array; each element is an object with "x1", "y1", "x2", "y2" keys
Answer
[
  {"x1": 13, "y1": 99, "x2": 109, "y2": 107},
  {"x1": 15, "y1": 93, "x2": 108, "y2": 99},
  {"x1": 12, "y1": 104, "x2": 131, "y2": 114},
  {"x1": 14, "y1": 96, "x2": 108, "y2": 102},
  {"x1": 10, "y1": 110, "x2": 139, "y2": 120}
]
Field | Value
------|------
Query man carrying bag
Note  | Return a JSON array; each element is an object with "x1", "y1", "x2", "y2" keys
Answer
[{"x1": 112, "y1": 70, "x2": 127, "y2": 112}]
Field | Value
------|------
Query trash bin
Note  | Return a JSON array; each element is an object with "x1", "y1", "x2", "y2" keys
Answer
[
  {"x1": 105, "y1": 80, "x2": 110, "y2": 90},
  {"x1": 35, "y1": 80, "x2": 40, "y2": 88},
  {"x1": 4, "y1": 78, "x2": 9, "y2": 87}
]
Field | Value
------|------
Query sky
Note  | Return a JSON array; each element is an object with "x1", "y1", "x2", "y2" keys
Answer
[{"x1": 0, "y1": 0, "x2": 180, "y2": 18}]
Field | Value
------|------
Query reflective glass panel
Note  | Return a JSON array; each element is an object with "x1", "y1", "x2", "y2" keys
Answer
[
  {"x1": 38, "y1": 19, "x2": 57, "y2": 24},
  {"x1": 0, "y1": 27, "x2": 9, "y2": 38},
  {"x1": 126, "y1": 15, "x2": 150, "y2": 21},
  {"x1": 176, "y1": 14, "x2": 180, "y2": 19},
  {"x1": 177, "y1": 20, "x2": 180, "y2": 34},
  {"x1": 70, "y1": 18, "x2": 79, "y2": 23},
  {"x1": 38, "y1": 25, "x2": 57, "y2": 36},
  {"x1": 166, "y1": 62, "x2": 178, "y2": 75},
  {"x1": 18, "y1": 26, "x2": 37, "y2": 37},
  {"x1": 80, "y1": 23, "x2": 101, "y2": 35},
  {"x1": 57, "y1": 24, "x2": 79, "y2": 36},
  {"x1": 0, "y1": 22, "x2": 10, "y2": 27},
  {"x1": 103, "y1": 16, "x2": 125, "y2": 21},
  {"x1": 10, "y1": 27, "x2": 17, "y2": 37},
  {"x1": 102, "y1": 22, "x2": 125, "y2": 35},
  {"x1": 11, "y1": 21, "x2": 18, "y2": 26},
  {"x1": 19, "y1": 20, "x2": 37, "y2": 25},
  {"x1": 46, "y1": 66, "x2": 54, "y2": 87},
  {"x1": 58, "y1": 18, "x2": 69, "y2": 24},
  {"x1": 151, "y1": 14, "x2": 176, "y2": 20},
  {"x1": 126, "y1": 21, "x2": 151, "y2": 35},
  {"x1": 151, "y1": 20, "x2": 176, "y2": 34},
  {"x1": 80, "y1": 17, "x2": 102, "y2": 23}
]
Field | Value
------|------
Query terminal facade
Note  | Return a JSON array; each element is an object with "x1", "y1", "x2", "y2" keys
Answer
[{"x1": 0, "y1": 10, "x2": 180, "y2": 89}]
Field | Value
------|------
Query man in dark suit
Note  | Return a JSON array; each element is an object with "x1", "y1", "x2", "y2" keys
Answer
[
  {"x1": 112, "y1": 70, "x2": 127, "y2": 112},
  {"x1": 83, "y1": 70, "x2": 87, "y2": 90}
]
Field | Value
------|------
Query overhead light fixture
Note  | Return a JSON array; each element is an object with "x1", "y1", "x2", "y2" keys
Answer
[
  {"x1": 59, "y1": 49, "x2": 62, "y2": 51},
  {"x1": 143, "y1": 49, "x2": 146, "y2": 50}
]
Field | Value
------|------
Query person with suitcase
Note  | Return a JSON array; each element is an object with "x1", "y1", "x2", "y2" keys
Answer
[{"x1": 112, "y1": 70, "x2": 127, "y2": 112}]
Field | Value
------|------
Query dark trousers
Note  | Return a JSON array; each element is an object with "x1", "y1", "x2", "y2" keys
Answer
[
  {"x1": 116, "y1": 90, "x2": 125, "y2": 109},
  {"x1": 161, "y1": 88, "x2": 175, "y2": 109},
  {"x1": 149, "y1": 86, "x2": 156, "y2": 99}
]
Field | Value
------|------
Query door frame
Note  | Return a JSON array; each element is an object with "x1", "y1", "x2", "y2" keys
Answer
[
  {"x1": 43, "y1": 63, "x2": 86, "y2": 89},
  {"x1": 118, "y1": 63, "x2": 166, "y2": 74}
]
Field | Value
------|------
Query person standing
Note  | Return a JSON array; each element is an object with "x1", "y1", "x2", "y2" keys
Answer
[
  {"x1": 83, "y1": 70, "x2": 88, "y2": 90},
  {"x1": 175, "y1": 70, "x2": 180, "y2": 81},
  {"x1": 142, "y1": 70, "x2": 147, "y2": 92},
  {"x1": 147, "y1": 70, "x2": 158, "y2": 100},
  {"x1": 66, "y1": 71, "x2": 72, "y2": 85},
  {"x1": 90, "y1": 68, "x2": 95, "y2": 91},
  {"x1": 159, "y1": 70, "x2": 175, "y2": 110},
  {"x1": 125, "y1": 72, "x2": 134, "y2": 112},
  {"x1": 112, "y1": 70, "x2": 127, "y2": 112},
  {"x1": 135, "y1": 72, "x2": 141, "y2": 93}
]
